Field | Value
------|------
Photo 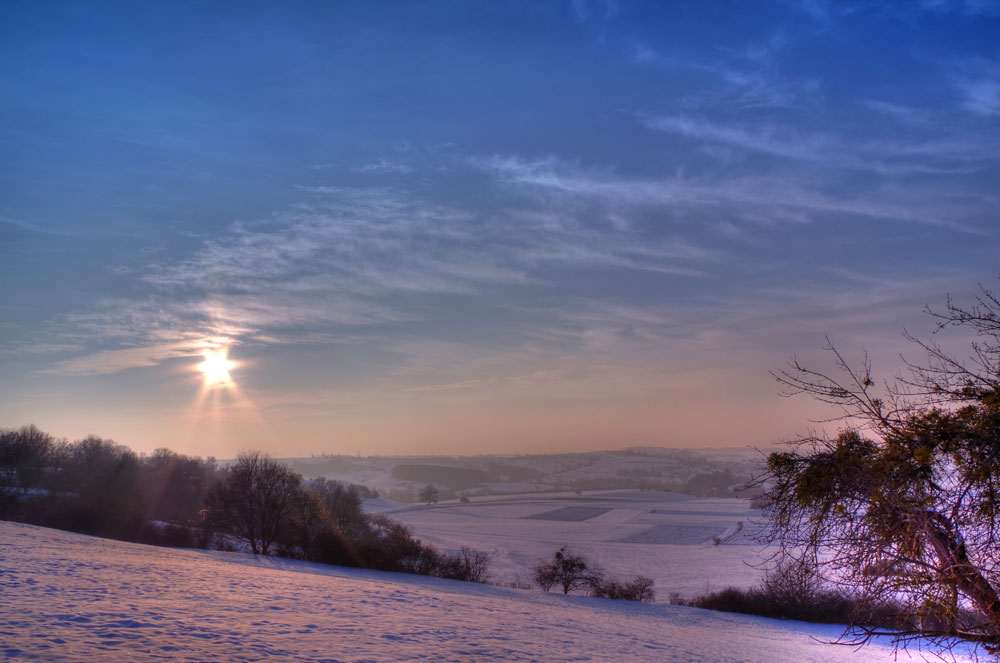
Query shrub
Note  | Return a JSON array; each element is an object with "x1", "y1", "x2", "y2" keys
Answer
[
  {"x1": 434, "y1": 546, "x2": 490, "y2": 583},
  {"x1": 676, "y1": 559, "x2": 861, "y2": 624},
  {"x1": 590, "y1": 576, "x2": 655, "y2": 602},
  {"x1": 502, "y1": 578, "x2": 535, "y2": 590}
]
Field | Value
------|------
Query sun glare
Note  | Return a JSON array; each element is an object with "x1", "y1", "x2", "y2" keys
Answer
[{"x1": 198, "y1": 349, "x2": 235, "y2": 387}]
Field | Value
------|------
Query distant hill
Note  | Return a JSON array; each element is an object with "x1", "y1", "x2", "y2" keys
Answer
[{"x1": 283, "y1": 447, "x2": 764, "y2": 502}]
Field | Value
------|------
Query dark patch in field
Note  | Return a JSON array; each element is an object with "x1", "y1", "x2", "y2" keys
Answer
[
  {"x1": 523, "y1": 506, "x2": 612, "y2": 522},
  {"x1": 650, "y1": 509, "x2": 758, "y2": 518},
  {"x1": 719, "y1": 527, "x2": 767, "y2": 546},
  {"x1": 616, "y1": 524, "x2": 727, "y2": 545}
]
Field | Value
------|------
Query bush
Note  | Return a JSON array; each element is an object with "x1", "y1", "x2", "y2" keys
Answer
[
  {"x1": 434, "y1": 546, "x2": 490, "y2": 583},
  {"x1": 675, "y1": 559, "x2": 862, "y2": 624},
  {"x1": 590, "y1": 576, "x2": 655, "y2": 602}
]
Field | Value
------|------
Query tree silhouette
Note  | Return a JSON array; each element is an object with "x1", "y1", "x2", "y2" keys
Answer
[
  {"x1": 762, "y1": 282, "x2": 1000, "y2": 656},
  {"x1": 419, "y1": 484, "x2": 439, "y2": 505},
  {"x1": 533, "y1": 547, "x2": 602, "y2": 594},
  {"x1": 206, "y1": 451, "x2": 301, "y2": 555}
]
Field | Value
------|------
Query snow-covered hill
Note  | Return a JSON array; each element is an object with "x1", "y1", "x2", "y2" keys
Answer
[{"x1": 0, "y1": 521, "x2": 964, "y2": 662}]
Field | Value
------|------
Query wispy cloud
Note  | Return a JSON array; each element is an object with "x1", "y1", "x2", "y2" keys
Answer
[
  {"x1": 351, "y1": 158, "x2": 414, "y2": 174},
  {"x1": 31, "y1": 100, "x2": 997, "y2": 380},
  {"x1": 43, "y1": 339, "x2": 225, "y2": 376},
  {"x1": 40, "y1": 176, "x2": 718, "y2": 375},
  {"x1": 640, "y1": 114, "x2": 827, "y2": 162},
  {"x1": 0, "y1": 216, "x2": 73, "y2": 236},
  {"x1": 956, "y1": 76, "x2": 1000, "y2": 117},
  {"x1": 476, "y1": 154, "x2": 980, "y2": 230},
  {"x1": 629, "y1": 41, "x2": 818, "y2": 110},
  {"x1": 568, "y1": 0, "x2": 619, "y2": 23},
  {"x1": 640, "y1": 113, "x2": 994, "y2": 174},
  {"x1": 0, "y1": 342, "x2": 82, "y2": 357},
  {"x1": 915, "y1": 0, "x2": 1000, "y2": 16},
  {"x1": 862, "y1": 100, "x2": 931, "y2": 127},
  {"x1": 780, "y1": 0, "x2": 1000, "y2": 21}
]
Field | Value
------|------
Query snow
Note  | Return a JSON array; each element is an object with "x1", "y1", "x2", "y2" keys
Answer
[
  {"x1": 0, "y1": 521, "x2": 969, "y2": 662},
  {"x1": 387, "y1": 491, "x2": 772, "y2": 595}
]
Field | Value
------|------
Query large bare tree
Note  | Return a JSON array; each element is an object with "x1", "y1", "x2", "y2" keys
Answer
[
  {"x1": 762, "y1": 282, "x2": 1000, "y2": 657},
  {"x1": 206, "y1": 451, "x2": 301, "y2": 555}
]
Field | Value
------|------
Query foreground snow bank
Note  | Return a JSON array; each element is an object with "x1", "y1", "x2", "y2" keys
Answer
[{"x1": 0, "y1": 522, "x2": 965, "y2": 662}]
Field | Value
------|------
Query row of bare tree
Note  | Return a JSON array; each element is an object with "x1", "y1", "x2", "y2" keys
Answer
[{"x1": 0, "y1": 434, "x2": 489, "y2": 582}]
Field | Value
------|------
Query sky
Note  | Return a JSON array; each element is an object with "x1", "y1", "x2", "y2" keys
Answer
[{"x1": 1, "y1": 1, "x2": 998, "y2": 458}]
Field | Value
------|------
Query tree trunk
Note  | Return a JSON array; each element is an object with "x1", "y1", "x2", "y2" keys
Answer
[{"x1": 916, "y1": 509, "x2": 1000, "y2": 642}]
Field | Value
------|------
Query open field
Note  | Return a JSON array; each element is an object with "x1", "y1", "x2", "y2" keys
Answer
[{"x1": 384, "y1": 490, "x2": 773, "y2": 596}]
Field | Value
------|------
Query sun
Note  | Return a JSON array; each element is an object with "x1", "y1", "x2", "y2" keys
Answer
[{"x1": 198, "y1": 348, "x2": 235, "y2": 387}]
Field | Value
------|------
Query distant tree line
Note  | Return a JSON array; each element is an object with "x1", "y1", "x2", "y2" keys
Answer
[
  {"x1": 0, "y1": 427, "x2": 488, "y2": 583},
  {"x1": 545, "y1": 470, "x2": 752, "y2": 497},
  {"x1": 0, "y1": 426, "x2": 217, "y2": 543},
  {"x1": 390, "y1": 464, "x2": 490, "y2": 490}
]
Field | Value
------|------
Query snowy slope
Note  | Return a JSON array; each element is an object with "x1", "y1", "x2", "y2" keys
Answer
[{"x1": 0, "y1": 522, "x2": 966, "y2": 662}]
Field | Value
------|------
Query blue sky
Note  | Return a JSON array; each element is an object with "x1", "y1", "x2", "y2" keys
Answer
[{"x1": 2, "y1": 1, "x2": 998, "y2": 456}]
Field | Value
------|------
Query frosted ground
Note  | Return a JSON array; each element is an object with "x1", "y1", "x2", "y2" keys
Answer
[
  {"x1": 383, "y1": 490, "x2": 766, "y2": 596},
  {"x1": 0, "y1": 522, "x2": 967, "y2": 662}
]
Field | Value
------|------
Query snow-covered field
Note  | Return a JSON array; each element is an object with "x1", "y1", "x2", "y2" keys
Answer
[
  {"x1": 386, "y1": 490, "x2": 768, "y2": 595},
  {"x1": 0, "y1": 521, "x2": 968, "y2": 662}
]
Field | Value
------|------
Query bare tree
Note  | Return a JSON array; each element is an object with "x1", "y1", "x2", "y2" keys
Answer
[
  {"x1": 762, "y1": 282, "x2": 1000, "y2": 657},
  {"x1": 533, "y1": 547, "x2": 602, "y2": 594},
  {"x1": 0, "y1": 424, "x2": 54, "y2": 489},
  {"x1": 206, "y1": 451, "x2": 301, "y2": 555},
  {"x1": 590, "y1": 575, "x2": 656, "y2": 602},
  {"x1": 419, "y1": 484, "x2": 439, "y2": 505}
]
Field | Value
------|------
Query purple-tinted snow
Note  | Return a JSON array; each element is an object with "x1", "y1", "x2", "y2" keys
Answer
[{"x1": 0, "y1": 521, "x2": 968, "y2": 662}]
